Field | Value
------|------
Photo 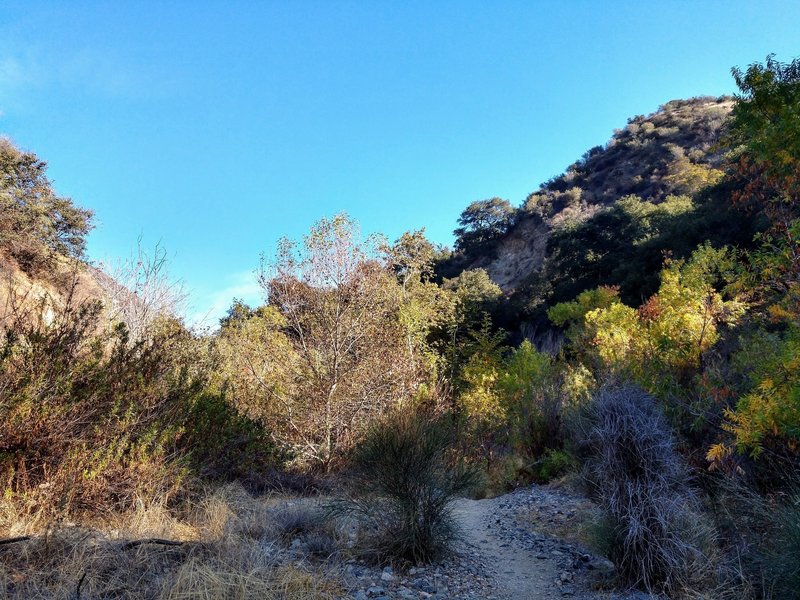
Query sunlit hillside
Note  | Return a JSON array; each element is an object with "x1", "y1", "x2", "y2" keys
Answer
[{"x1": 2, "y1": 54, "x2": 799, "y2": 600}]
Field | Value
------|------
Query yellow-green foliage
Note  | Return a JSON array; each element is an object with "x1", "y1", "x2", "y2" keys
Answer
[
  {"x1": 459, "y1": 352, "x2": 504, "y2": 426},
  {"x1": 547, "y1": 285, "x2": 620, "y2": 331},
  {"x1": 547, "y1": 285, "x2": 621, "y2": 352},
  {"x1": 560, "y1": 362, "x2": 596, "y2": 405},
  {"x1": 720, "y1": 326, "x2": 800, "y2": 457},
  {"x1": 214, "y1": 305, "x2": 297, "y2": 422},
  {"x1": 456, "y1": 338, "x2": 565, "y2": 460},
  {"x1": 664, "y1": 145, "x2": 724, "y2": 195},
  {"x1": 457, "y1": 322, "x2": 507, "y2": 435},
  {"x1": 397, "y1": 277, "x2": 455, "y2": 386},
  {"x1": 460, "y1": 340, "x2": 553, "y2": 434},
  {"x1": 551, "y1": 244, "x2": 745, "y2": 393},
  {"x1": 497, "y1": 341, "x2": 553, "y2": 450},
  {"x1": 585, "y1": 302, "x2": 641, "y2": 367}
]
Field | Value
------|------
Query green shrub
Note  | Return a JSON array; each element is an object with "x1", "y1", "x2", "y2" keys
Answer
[
  {"x1": 532, "y1": 448, "x2": 578, "y2": 483},
  {"x1": 182, "y1": 391, "x2": 287, "y2": 489},
  {"x1": 338, "y1": 410, "x2": 480, "y2": 564}
]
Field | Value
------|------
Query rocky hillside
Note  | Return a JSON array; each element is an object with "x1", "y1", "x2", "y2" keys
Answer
[{"x1": 468, "y1": 96, "x2": 734, "y2": 292}]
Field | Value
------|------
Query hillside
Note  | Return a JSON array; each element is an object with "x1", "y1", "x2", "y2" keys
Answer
[
  {"x1": 3, "y1": 53, "x2": 800, "y2": 600},
  {"x1": 462, "y1": 96, "x2": 734, "y2": 292}
]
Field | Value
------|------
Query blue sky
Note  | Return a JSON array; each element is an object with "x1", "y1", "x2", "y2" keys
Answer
[{"x1": 1, "y1": 2, "x2": 798, "y2": 325}]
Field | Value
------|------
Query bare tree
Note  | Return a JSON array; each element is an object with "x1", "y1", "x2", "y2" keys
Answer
[{"x1": 96, "y1": 240, "x2": 186, "y2": 342}]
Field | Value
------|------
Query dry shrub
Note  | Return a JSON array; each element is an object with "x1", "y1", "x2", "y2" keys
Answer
[
  {"x1": 766, "y1": 493, "x2": 800, "y2": 599},
  {"x1": 0, "y1": 484, "x2": 341, "y2": 600},
  {"x1": 1, "y1": 289, "x2": 187, "y2": 520},
  {"x1": 336, "y1": 410, "x2": 480, "y2": 565},
  {"x1": 265, "y1": 501, "x2": 343, "y2": 560},
  {"x1": 269, "y1": 504, "x2": 323, "y2": 541},
  {"x1": 0, "y1": 279, "x2": 281, "y2": 525},
  {"x1": 587, "y1": 384, "x2": 715, "y2": 595}
]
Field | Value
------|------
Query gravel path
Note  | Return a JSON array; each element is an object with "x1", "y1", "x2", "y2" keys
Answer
[
  {"x1": 340, "y1": 484, "x2": 654, "y2": 599},
  {"x1": 453, "y1": 496, "x2": 562, "y2": 599}
]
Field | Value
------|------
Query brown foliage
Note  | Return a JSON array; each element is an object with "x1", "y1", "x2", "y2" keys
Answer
[{"x1": 253, "y1": 214, "x2": 421, "y2": 470}]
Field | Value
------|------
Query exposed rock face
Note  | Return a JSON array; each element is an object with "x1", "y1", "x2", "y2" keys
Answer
[
  {"x1": 470, "y1": 216, "x2": 550, "y2": 291},
  {"x1": 0, "y1": 252, "x2": 108, "y2": 331},
  {"x1": 467, "y1": 97, "x2": 733, "y2": 292}
]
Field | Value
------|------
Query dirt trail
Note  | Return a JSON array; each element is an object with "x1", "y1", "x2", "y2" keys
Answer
[
  {"x1": 341, "y1": 485, "x2": 634, "y2": 599},
  {"x1": 453, "y1": 497, "x2": 563, "y2": 599}
]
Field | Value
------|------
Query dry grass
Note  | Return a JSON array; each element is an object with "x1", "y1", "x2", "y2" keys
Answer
[
  {"x1": 587, "y1": 385, "x2": 717, "y2": 596},
  {"x1": 0, "y1": 484, "x2": 342, "y2": 600}
]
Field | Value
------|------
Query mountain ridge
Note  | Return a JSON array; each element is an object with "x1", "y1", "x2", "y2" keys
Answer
[{"x1": 462, "y1": 96, "x2": 734, "y2": 292}]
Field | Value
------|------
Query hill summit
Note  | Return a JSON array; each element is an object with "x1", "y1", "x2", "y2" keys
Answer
[{"x1": 456, "y1": 96, "x2": 734, "y2": 292}]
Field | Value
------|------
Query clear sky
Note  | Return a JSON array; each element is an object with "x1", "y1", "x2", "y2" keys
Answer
[{"x1": 1, "y1": 1, "x2": 798, "y2": 325}]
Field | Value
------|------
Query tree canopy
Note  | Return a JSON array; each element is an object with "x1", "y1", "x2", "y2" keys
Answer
[
  {"x1": 453, "y1": 197, "x2": 514, "y2": 255},
  {"x1": 0, "y1": 138, "x2": 93, "y2": 272}
]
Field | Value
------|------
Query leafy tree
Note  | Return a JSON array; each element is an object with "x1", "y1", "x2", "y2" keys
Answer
[
  {"x1": 219, "y1": 298, "x2": 256, "y2": 329},
  {"x1": 453, "y1": 197, "x2": 514, "y2": 255},
  {"x1": 258, "y1": 214, "x2": 420, "y2": 470},
  {"x1": 726, "y1": 55, "x2": 800, "y2": 297},
  {"x1": 385, "y1": 230, "x2": 456, "y2": 398},
  {"x1": 496, "y1": 341, "x2": 558, "y2": 456},
  {"x1": 0, "y1": 139, "x2": 93, "y2": 272},
  {"x1": 386, "y1": 229, "x2": 438, "y2": 288},
  {"x1": 440, "y1": 269, "x2": 506, "y2": 390},
  {"x1": 452, "y1": 316, "x2": 507, "y2": 463},
  {"x1": 727, "y1": 54, "x2": 800, "y2": 217},
  {"x1": 444, "y1": 268, "x2": 502, "y2": 321},
  {"x1": 548, "y1": 285, "x2": 621, "y2": 346},
  {"x1": 700, "y1": 56, "x2": 800, "y2": 466}
]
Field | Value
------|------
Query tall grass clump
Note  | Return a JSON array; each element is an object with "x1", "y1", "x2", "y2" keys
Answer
[
  {"x1": 765, "y1": 493, "x2": 800, "y2": 599},
  {"x1": 338, "y1": 410, "x2": 479, "y2": 565},
  {"x1": 587, "y1": 384, "x2": 713, "y2": 595},
  {"x1": 713, "y1": 477, "x2": 800, "y2": 599}
]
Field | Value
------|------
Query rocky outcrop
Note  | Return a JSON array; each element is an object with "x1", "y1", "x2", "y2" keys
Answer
[{"x1": 465, "y1": 97, "x2": 733, "y2": 293}]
